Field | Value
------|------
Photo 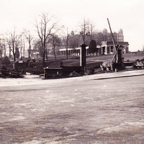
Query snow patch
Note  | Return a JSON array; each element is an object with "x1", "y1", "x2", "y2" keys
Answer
[
  {"x1": 31, "y1": 108, "x2": 45, "y2": 112},
  {"x1": 97, "y1": 121, "x2": 144, "y2": 134},
  {"x1": 10, "y1": 116, "x2": 25, "y2": 121},
  {"x1": 60, "y1": 99, "x2": 74, "y2": 103},
  {"x1": 21, "y1": 139, "x2": 61, "y2": 144}
]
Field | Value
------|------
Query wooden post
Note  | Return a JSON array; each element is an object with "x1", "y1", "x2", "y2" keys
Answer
[{"x1": 80, "y1": 44, "x2": 86, "y2": 68}]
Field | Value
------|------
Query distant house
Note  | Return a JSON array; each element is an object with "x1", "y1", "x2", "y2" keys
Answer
[{"x1": 100, "y1": 41, "x2": 129, "y2": 55}]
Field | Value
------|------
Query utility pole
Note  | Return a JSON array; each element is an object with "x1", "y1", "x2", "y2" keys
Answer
[
  {"x1": 66, "y1": 27, "x2": 69, "y2": 59},
  {"x1": 80, "y1": 18, "x2": 87, "y2": 72}
]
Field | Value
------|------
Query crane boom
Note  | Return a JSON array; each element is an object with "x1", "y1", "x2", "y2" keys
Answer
[{"x1": 107, "y1": 18, "x2": 118, "y2": 63}]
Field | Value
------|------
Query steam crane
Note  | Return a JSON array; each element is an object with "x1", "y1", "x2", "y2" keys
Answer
[{"x1": 101, "y1": 18, "x2": 125, "y2": 71}]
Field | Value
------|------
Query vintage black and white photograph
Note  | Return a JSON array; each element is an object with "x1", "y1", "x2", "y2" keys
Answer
[{"x1": 0, "y1": 0, "x2": 144, "y2": 143}]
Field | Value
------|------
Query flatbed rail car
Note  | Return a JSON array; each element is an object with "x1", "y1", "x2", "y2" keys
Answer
[
  {"x1": 44, "y1": 68, "x2": 63, "y2": 78},
  {"x1": 61, "y1": 66, "x2": 83, "y2": 76},
  {"x1": 44, "y1": 66, "x2": 83, "y2": 79}
]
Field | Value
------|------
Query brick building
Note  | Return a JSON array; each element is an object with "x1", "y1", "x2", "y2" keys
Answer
[{"x1": 59, "y1": 29, "x2": 129, "y2": 56}]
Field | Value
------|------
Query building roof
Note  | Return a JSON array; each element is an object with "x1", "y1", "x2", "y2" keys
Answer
[{"x1": 107, "y1": 41, "x2": 129, "y2": 45}]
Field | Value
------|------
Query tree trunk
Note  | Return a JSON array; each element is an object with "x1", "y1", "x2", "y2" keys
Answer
[
  {"x1": 28, "y1": 44, "x2": 31, "y2": 58},
  {"x1": 66, "y1": 36, "x2": 68, "y2": 59},
  {"x1": 54, "y1": 46, "x2": 56, "y2": 60},
  {"x1": 45, "y1": 50, "x2": 48, "y2": 60},
  {"x1": 9, "y1": 45, "x2": 11, "y2": 58},
  {"x1": 13, "y1": 53, "x2": 16, "y2": 62},
  {"x1": 43, "y1": 50, "x2": 45, "y2": 67},
  {"x1": 4, "y1": 45, "x2": 6, "y2": 57},
  {"x1": 12, "y1": 42, "x2": 16, "y2": 62}
]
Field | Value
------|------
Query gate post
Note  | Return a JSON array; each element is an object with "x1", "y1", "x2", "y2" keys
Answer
[{"x1": 80, "y1": 44, "x2": 87, "y2": 71}]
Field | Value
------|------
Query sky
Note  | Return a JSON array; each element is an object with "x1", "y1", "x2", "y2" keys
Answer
[{"x1": 0, "y1": 0, "x2": 144, "y2": 51}]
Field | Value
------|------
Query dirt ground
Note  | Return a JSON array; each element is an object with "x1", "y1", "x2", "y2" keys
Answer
[{"x1": 0, "y1": 71, "x2": 144, "y2": 144}]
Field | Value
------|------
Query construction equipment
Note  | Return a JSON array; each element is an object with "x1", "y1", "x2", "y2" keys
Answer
[
  {"x1": 133, "y1": 59, "x2": 144, "y2": 69},
  {"x1": 101, "y1": 18, "x2": 125, "y2": 71}
]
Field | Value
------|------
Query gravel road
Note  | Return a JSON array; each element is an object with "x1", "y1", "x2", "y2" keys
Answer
[{"x1": 0, "y1": 72, "x2": 144, "y2": 143}]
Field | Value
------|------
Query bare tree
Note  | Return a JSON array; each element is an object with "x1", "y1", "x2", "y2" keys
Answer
[
  {"x1": 79, "y1": 19, "x2": 97, "y2": 45},
  {"x1": 23, "y1": 30, "x2": 33, "y2": 58},
  {"x1": 50, "y1": 34, "x2": 61, "y2": 60},
  {"x1": 3, "y1": 43, "x2": 6, "y2": 57},
  {"x1": 89, "y1": 24, "x2": 96, "y2": 41},
  {"x1": 60, "y1": 27, "x2": 70, "y2": 59},
  {"x1": 33, "y1": 40, "x2": 43, "y2": 57},
  {"x1": 142, "y1": 45, "x2": 144, "y2": 51},
  {"x1": 19, "y1": 35, "x2": 26, "y2": 59},
  {"x1": 0, "y1": 46, "x2": 2, "y2": 58},
  {"x1": 6, "y1": 38, "x2": 12, "y2": 58},
  {"x1": 7, "y1": 29, "x2": 22, "y2": 61},
  {"x1": 0, "y1": 38, "x2": 5, "y2": 57},
  {"x1": 35, "y1": 13, "x2": 61, "y2": 67},
  {"x1": 65, "y1": 28, "x2": 69, "y2": 59},
  {"x1": 79, "y1": 19, "x2": 90, "y2": 45},
  {"x1": 69, "y1": 33, "x2": 80, "y2": 48}
]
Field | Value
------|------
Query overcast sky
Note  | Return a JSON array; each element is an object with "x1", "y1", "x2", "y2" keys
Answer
[{"x1": 0, "y1": 0, "x2": 144, "y2": 51}]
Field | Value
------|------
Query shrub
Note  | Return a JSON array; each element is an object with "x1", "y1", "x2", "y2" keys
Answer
[{"x1": 2, "y1": 56, "x2": 11, "y2": 66}]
